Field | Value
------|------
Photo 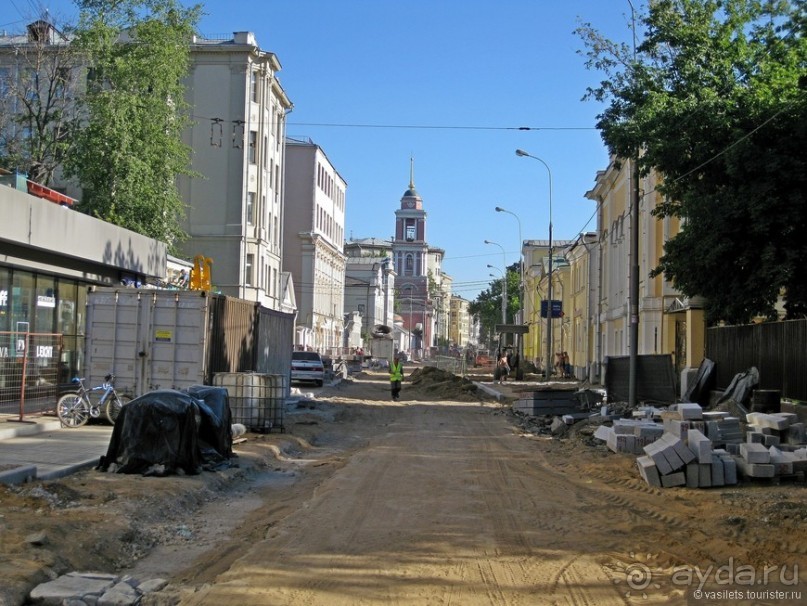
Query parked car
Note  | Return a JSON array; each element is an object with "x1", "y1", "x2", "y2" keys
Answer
[{"x1": 291, "y1": 351, "x2": 325, "y2": 387}]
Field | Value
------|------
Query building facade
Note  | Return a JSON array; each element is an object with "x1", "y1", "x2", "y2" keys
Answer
[
  {"x1": 448, "y1": 295, "x2": 472, "y2": 349},
  {"x1": 283, "y1": 138, "x2": 347, "y2": 353},
  {"x1": 584, "y1": 158, "x2": 705, "y2": 382},
  {"x1": 177, "y1": 32, "x2": 293, "y2": 310}
]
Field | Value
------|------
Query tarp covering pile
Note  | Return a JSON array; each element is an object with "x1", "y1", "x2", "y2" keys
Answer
[{"x1": 97, "y1": 386, "x2": 234, "y2": 476}]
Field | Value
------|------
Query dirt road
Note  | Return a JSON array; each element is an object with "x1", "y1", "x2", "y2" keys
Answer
[
  {"x1": 3, "y1": 369, "x2": 805, "y2": 605},
  {"x1": 146, "y1": 371, "x2": 805, "y2": 605}
]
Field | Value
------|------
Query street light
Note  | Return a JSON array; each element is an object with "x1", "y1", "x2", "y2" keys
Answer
[
  {"x1": 400, "y1": 283, "x2": 415, "y2": 356},
  {"x1": 484, "y1": 240, "x2": 507, "y2": 325},
  {"x1": 487, "y1": 264, "x2": 506, "y2": 325},
  {"x1": 515, "y1": 148, "x2": 553, "y2": 380},
  {"x1": 496, "y1": 205, "x2": 525, "y2": 375}
]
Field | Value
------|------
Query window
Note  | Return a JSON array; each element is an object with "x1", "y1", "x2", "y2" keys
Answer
[
  {"x1": 406, "y1": 224, "x2": 416, "y2": 241},
  {"x1": 246, "y1": 192, "x2": 255, "y2": 224},
  {"x1": 245, "y1": 254, "x2": 254, "y2": 286},
  {"x1": 248, "y1": 131, "x2": 257, "y2": 163},
  {"x1": 250, "y1": 70, "x2": 258, "y2": 102},
  {"x1": 405, "y1": 254, "x2": 414, "y2": 276}
]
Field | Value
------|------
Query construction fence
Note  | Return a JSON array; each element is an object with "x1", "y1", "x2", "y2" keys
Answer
[
  {"x1": 0, "y1": 331, "x2": 64, "y2": 420},
  {"x1": 706, "y1": 318, "x2": 807, "y2": 401}
]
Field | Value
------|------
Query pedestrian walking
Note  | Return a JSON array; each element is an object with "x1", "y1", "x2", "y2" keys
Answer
[
  {"x1": 497, "y1": 352, "x2": 510, "y2": 384},
  {"x1": 389, "y1": 354, "x2": 404, "y2": 400}
]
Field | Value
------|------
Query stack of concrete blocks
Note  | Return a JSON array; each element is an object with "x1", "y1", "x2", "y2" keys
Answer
[
  {"x1": 768, "y1": 446, "x2": 807, "y2": 478},
  {"x1": 737, "y1": 411, "x2": 807, "y2": 481},
  {"x1": 702, "y1": 410, "x2": 744, "y2": 445},
  {"x1": 637, "y1": 432, "x2": 699, "y2": 487},
  {"x1": 595, "y1": 419, "x2": 664, "y2": 455},
  {"x1": 636, "y1": 427, "x2": 740, "y2": 489},
  {"x1": 635, "y1": 404, "x2": 740, "y2": 489},
  {"x1": 745, "y1": 411, "x2": 806, "y2": 449}
]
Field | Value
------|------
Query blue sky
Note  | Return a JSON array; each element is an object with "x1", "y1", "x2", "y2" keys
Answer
[{"x1": 9, "y1": 1, "x2": 637, "y2": 300}]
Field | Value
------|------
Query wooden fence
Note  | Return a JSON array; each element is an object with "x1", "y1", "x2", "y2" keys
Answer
[{"x1": 705, "y1": 319, "x2": 807, "y2": 401}]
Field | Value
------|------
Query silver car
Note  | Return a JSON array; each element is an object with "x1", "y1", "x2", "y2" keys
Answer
[{"x1": 291, "y1": 351, "x2": 325, "y2": 386}]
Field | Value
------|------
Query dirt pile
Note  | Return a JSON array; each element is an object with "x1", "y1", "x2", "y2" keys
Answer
[{"x1": 406, "y1": 366, "x2": 499, "y2": 401}]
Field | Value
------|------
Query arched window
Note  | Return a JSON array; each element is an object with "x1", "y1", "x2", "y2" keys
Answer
[{"x1": 405, "y1": 254, "x2": 414, "y2": 276}]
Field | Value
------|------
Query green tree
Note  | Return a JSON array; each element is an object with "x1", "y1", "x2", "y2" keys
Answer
[
  {"x1": 65, "y1": 0, "x2": 201, "y2": 252},
  {"x1": 0, "y1": 20, "x2": 83, "y2": 185},
  {"x1": 469, "y1": 263, "x2": 520, "y2": 342},
  {"x1": 578, "y1": 0, "x2": 807, "y2": 324}
]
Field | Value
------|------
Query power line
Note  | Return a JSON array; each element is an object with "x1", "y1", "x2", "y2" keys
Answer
[{"x1": 287, "y1": 122, "x2": 597, "y2": 132}]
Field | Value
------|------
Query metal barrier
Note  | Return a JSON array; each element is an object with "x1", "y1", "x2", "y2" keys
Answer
[{"x1": 0, "y1": 331, "x2": 64, "y2": 420}]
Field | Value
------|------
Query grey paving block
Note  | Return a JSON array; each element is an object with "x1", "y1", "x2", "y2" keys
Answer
[
  {"x1": 686, "y1": 462, "x2": 700, "y2": 488},
  {"x1": 661, "y1": 471, "x2": 686, "y2": 487},
  {"x1": 687, "y1": 429, "x2": 713, "y2": 464},
  {"x1": 720, "y1": 455, "x2": 738, "y2": 485},
  {"x1": 644, "y1": 441, "x2": 674, "y2": 475},
  {"x1": 711, "y1": 455, "x2": 725, "y2": 486},
  {"x1": 735, "y1": 456, "x2": 776, "y2": 478},
  {"x1": 699, "y1": 463, "x2": 712, "y2": 487},
  {"x1": 636, "y1": 455, "x2": 661, "y2": 487},
  {"x1": 740, "y1": 442, "x2": 771, "y2": 464}
]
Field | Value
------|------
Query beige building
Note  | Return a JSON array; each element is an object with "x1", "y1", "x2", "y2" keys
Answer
[
  {"x1": 522, "y1": 239, "x2": 572, "y2": 372},
  {"x1": 584, "y1": 158, "x2": 705, "y2": 381},
  {"x1": 177, "y1": 31, "x2": 293, "y2": 311},
  {"x1": 283, "y1": 138, "x2": 347, "y2": 353},
  {"x1": 448, "y1": 295, "x2": 472, "y2": 348}
]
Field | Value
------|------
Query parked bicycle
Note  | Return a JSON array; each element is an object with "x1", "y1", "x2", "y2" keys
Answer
[{"x1": 56, "y1": 374, "x2": 132, "y2": 427}]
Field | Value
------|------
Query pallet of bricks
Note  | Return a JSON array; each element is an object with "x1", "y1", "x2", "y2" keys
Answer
[{"x1": 593, "y1": 403, "x2": 807, "y2": 488}]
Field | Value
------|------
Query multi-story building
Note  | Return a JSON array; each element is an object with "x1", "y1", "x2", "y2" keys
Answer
[
  {"x1": 448, "y1": 295, "x2": 472, "y2": 349},
  {"x1": 178, "y1": 31, "x2": 293, "y2": 311},
  {"x1": 283, "y1": 137, "x2": 347, "y2": 353},
  {"x1": 522, "y1": 239, "x2": 573, "y2": 372},
  {"x1": 585, "y1": 158, "x2": 705, "y2": 381},
  {"x1": 565, "y1": 232, "x2": 599, "y2": 381},
  {"x1": 343, "y1": 256, "x2": 395, "y2": 344}
]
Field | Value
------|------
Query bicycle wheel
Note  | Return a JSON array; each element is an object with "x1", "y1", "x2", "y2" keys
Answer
[
  {"x1": 104, "y1": 394, "x2": 132, "y2": 425},
  {"x1": 57, "y1": 393, "x2": 91, "y2": 427}
]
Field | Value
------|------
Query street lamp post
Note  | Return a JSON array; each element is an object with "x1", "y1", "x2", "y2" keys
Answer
[
  {"x1": 487, "y1": 265, "x2": 506, "y2": 325},
  {"x1": 516, "y1": 149, "x2": 553, "y2": 381},
  {"x1": 400, "y1": 283, "x2": 415, "y2": 357},
  {"x1": 484, "y1": 240, "x2": 507, "y2": 325},
  {"x1": 495, "y1": 205, "x2": 525, "y2": 376}
]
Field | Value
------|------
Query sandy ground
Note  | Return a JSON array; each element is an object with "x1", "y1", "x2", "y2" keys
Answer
[{"x1": 1, "y1": 368, "x2": 806, "y2": 605}]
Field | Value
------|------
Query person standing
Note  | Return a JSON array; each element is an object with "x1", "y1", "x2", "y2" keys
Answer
[
  {"x1": 497, "y1": 351, "x2": 510, "y2": 384},
  {"x1": 389, "y1": 354, "x2": 404, "y2": 400}
]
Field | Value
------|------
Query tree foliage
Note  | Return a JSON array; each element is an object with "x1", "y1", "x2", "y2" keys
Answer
[
  {"x1": 578, "y1": 0, "x2": 806, "y2": 324},
  {"x1": 0, "y1": 21, "x2": 83, "y2": 185},
  {"x1": 469, "y1": 263, "x2": 521, "y2": 343},
  {"x1": 64, "y1": 0, "x2": 201, "y2": 251}
]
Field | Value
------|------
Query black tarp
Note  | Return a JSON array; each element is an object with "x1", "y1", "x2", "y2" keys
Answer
[
  {"x1": 684, "y1": 358, "x2": 716, "y2": 405},
  {"x1": 98, "y1": 387, "x2": 234, "y2": 476},
  {"x1": 714, "y1": 367, "x2": 759, "y2": 417}
]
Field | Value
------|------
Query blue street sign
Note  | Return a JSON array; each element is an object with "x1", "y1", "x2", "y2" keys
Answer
[{"x1": 540, "y1": 300, "x2": 563, "y2": 318}]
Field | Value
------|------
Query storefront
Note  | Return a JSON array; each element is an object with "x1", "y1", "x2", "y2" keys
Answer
[{"x1": 0, "y1": 182, "x2": 166, "y2": 413}]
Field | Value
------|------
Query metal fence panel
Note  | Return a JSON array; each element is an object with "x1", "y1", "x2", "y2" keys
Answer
[
  {"x1": 0, "y1": 332, "x2": 63, "y2": 418},
  {"x1": 705, "y1": 319, "x2": 807, "y2": 401}
]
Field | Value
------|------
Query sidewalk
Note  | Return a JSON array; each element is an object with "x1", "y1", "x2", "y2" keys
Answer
[{"x1": 0, "y1": 415, "x2": 113, "y2": 485}]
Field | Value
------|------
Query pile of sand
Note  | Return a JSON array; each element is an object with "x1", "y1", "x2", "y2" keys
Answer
[{"x1": 407, "y1": 366, "x2": 498, "y2": 402}]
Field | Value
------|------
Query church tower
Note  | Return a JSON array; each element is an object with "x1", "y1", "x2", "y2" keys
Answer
[
  {"x1": 393, "y1": 158, "x2": 429, "y2": 279},
  {"x1": 392, "y1": 158, "x2": 432, "y2": 358}
]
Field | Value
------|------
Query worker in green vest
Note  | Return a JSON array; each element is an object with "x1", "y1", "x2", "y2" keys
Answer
[{"x1": 390, "y1": 353, "x2": 404, "y2": 401}]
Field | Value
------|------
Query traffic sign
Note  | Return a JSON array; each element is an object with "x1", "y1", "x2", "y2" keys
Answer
[{"x1": 540, "y1": 300, "x2": 563, "y2": 318}]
